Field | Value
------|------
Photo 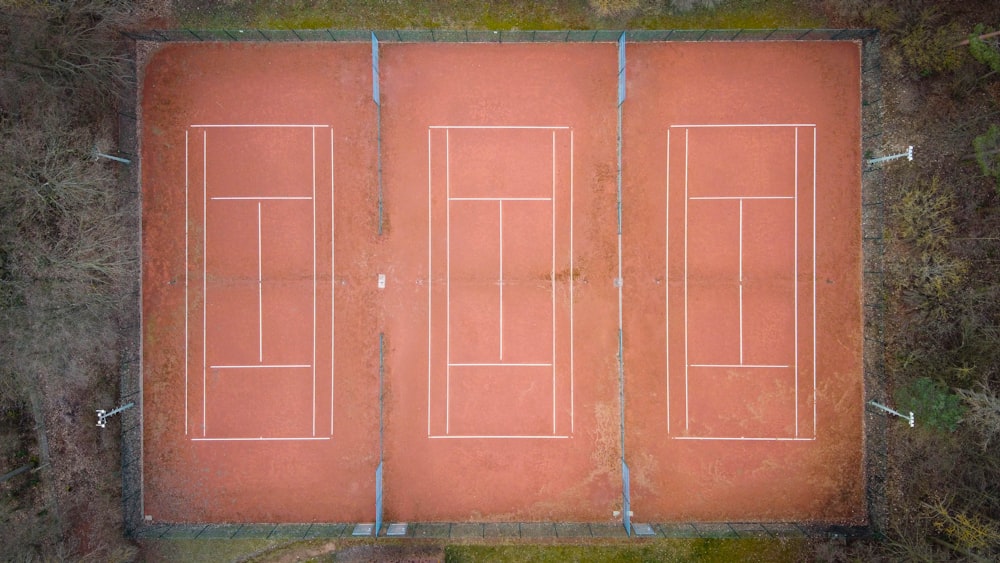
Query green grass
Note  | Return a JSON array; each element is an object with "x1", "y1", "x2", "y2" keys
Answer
[
  {"x1": 629, "y1": 0, "x2": 825, "y2": 30},
  {"x1": 140, "y1": 538, "x2": 283, "y2": 562},
  {"x1": 445, "y1": 538, "x2": 807, "y2": 562},
  {"x1": 174, "y1": 0, "x2": 827, "y2": 31},
  {"x1": 138, "y1": 537, "x2": 807, "y2": 562}
]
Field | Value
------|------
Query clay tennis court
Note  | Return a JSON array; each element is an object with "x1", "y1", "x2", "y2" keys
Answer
[{"x1": 141, "y1": 39, "x2": 863, "y2": 525}]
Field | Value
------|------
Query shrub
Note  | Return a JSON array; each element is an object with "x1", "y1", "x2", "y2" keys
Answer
[
  {"x1": 968, "y1": 25, "x2": 1000, "y2": 74},
  {"x1": 926, "y1": 498, "x2": 1000, "y2": 555},
  {"x1": 892, "y1": 175, "x2": 956, "y2": 252},
  {"x1": 972, "y1": 124, "x2": 1000, "y2": 193},
  {"x1": 956, "y1": 384, "x2": 1000, "y2": 450},
  {"x1": 895, "y1": 377, "x2": 965, "y2": 432},
  {"x1": 899, "y1": 17, "x2": 963, "y2": 76}
]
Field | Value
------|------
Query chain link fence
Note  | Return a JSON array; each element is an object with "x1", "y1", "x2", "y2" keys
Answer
[
  {"x1": 132, "y1": 520, "x2": 872, "y2": 541},
  {"x1": 119, "y1": 27, "x2": 881, "y2": 541},
  {"x1": 123, "y1": 28, "x2": 875, "y2": 43},
  {"x1": 117, "y1": 39, "x2": 144, "y2": 539},
  {"x1": 859, "y1": 34, "x2": 888, "y2": 540}
]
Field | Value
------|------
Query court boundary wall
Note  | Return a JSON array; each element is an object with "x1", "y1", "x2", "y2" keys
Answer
[{"x1": 120, "y1": 28, "x2": 885, "y2": 541}]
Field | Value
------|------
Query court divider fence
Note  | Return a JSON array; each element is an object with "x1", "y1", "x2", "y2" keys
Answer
[
  {"x1": 376, "y1": 333, "x2": 385, "y2": 534},
  {"x1": 120, "y1": 27, "x2": 883, "y2": 542},
  {"x1": 372, "y1": 33, "x2": 384, "y2": 235}
]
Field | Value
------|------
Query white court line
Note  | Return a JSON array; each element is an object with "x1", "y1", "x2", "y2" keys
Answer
[
  {"x1": 665, "y1": 128, "x2": 670, "y2": 434},
  {"x1": 202, "y1": 129, "x2": 207, "y2": 436},
  {"x1": 448, "y1": 363, "x2": 552, "y2": 367},
  {"x1": 192, "y1": 437, "x2": 332, "y2": 441},
  {"x1": 210, "y1": 364, "x2": 311, "y2": 369},
  {"x1": 446, "y1": 128, "x2": 451, "y2": 435},
  {"x1": 689, "y1": 196, "x2": 793, "y2": 200},
  {"x1": 427, "y1": 128, "x2": 433, "y2": 437},
  {"x1": 739, "y1": 199, "x2": 743, "y2": 364},
  {"x1": 449, "y1": 197, "x2": 552, "y2": 201},
  {"x1": 184, "y1": 130, "x2": 189, "y2": 435},
  {"x1": 689, "y1": 364, "x2": 790, "y2": 368},
  {"x1": 190, "y1": 124, "x2": 329, "y2": 128},
  {"x1": 570, "y1": 129, "x2": 575, "y2": 434},
  {"x1": 312, "y1": 127, "x2": 317, "y2": 437},
  {"x1": 683, "y1": 128, "x2": 689, "y2": 431},
  {"x1": 211, "y1": 196, "x2": 312, "y2": 201},
  {"x1": 258, "y1": 202, "x2": 263, "y2": 363},
  {"x1": 794, "y1": 127, "x2": 800, "y2": 437},
  {"x1": 672, "y1": 436, "x2": 816, "y2": 441},
  {"x1": 330, "y1": 127, "x2": 337, "y2": 436},
  {"x1": 813, "y1": 127, "x2": 817, "y2": 438},
  {"x1": 551, "y1": 130, "x2": 557, "y2": 434},
  {"x1": 669, "y1": 123, "x2": 816, "y2": 128},
  {"x1": 428, "y1": 125, "x2": 571, "y2": 130},
  {"x1": 429, "y1": 435, "x2": 570, "y2": 439},
  {"x1": 498, "y1": 200, "x2": 503, "y2": 361}
]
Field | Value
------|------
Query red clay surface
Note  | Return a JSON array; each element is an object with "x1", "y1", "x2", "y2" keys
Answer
[
  {"x1": 622, "y1": 42, "x2": 864, "y2": 522},
  {"x1": 380, "y1": 44, "x2": 620, "y2": 521},
  {"x1": 142, "y1": 40, "x2": 864, "y2": 525},
  {"x1": 142, "y1": 43, "x2": 379, "y2": 522}
]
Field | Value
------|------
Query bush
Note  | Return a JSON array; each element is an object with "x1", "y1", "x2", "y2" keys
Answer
[
  {"x1": 968, "y1": 25, "x2": 1000, "y2": 74},
  {"x1": 956, "y1": 384, "x2": 1000, "y2": 450},
  {"x1": 892, "y1": 175, "x2": 956, "y2": 252},
  {"x1": 926, "y1": 498, "x2": 1000, "y2": 556},
  {"x1": 895, "y1": 377, "x2": 965, "y2": 432},
  {"x1": 972, "y1": 124, "x2": 1000, "y2": 193},
  {"x1": 899, "y1": 16, "x2": 963, "y2": 76}
]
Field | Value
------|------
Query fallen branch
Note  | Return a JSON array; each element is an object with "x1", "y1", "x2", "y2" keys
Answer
[{"x1": 954, "y1": 30, "x2": 1000, "y2": 48}]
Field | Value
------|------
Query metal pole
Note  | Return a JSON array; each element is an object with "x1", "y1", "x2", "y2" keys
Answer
[
  {"x1": 867, "y1": 400, "x2": 914, "y2": 427},
  {"x1": 866, "y1": 145, "x2": 913, "y2": 165},
  {"x1": 95, "y1": 151, "x2": 132, "y2": 165},
  {"x1": 97, "y1": 402, "x2": 135, "y2": 427}
]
